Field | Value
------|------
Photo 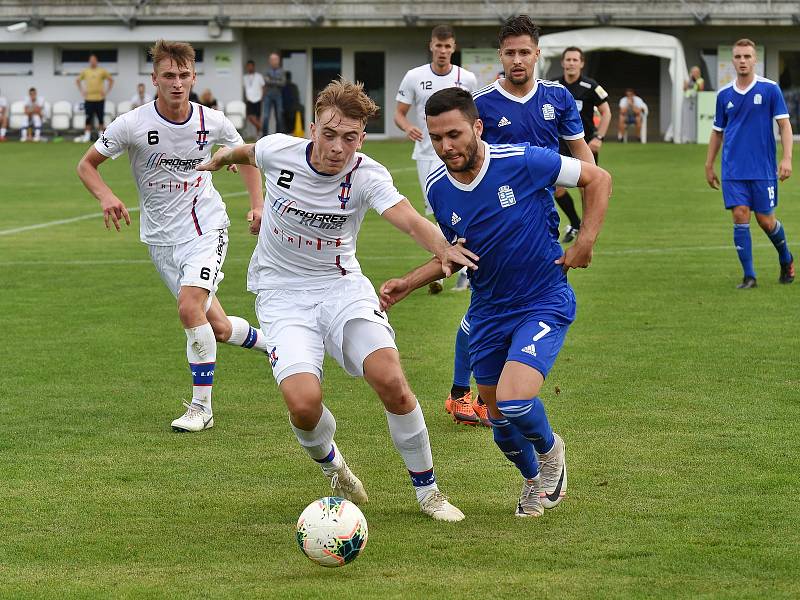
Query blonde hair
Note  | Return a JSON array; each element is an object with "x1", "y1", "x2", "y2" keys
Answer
[
  {"x1": 314, "y1": 78, "x2": 378, "y2": 127},
  {"x1": 734, "y1": 38, "x2": 756, "y2": 51},
  {"x1": 149, "y1": 40, "x2": 196, "y2": 73}
]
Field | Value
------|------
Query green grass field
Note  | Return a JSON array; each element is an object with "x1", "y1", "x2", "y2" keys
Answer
[{"x1": 1, "y1": 140, "x2": 798, "y2": 599}]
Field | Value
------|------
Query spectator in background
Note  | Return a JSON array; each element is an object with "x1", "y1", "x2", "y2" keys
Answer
[
  {"x1": 130, "y1": 82, "x2": 153, "y2": 108},
  {"x1": 617, "y1": 88, "x2": 646, "y2": 142},
  {"x1": 21, "y1": 87, "x2": 45, "y2": 142},
  {"x1": 282, "y1": 70, "x2": 301, "y2": 135},
  {"x1": 0, "y1": 90, "x2": 8, "y2": 141},
  {"x1": 684, "y1": 65, "x2": 706, "y2": 95},
  {"x1": 243, "y1": 59, "x2": 265, "y2": 135},
  {"x1": 75, "y1": 53, "x2": 113, "y2": 143},
  {"x1": 199, "y1": 88, "x2": 219, "y2": 110},
  {"x1": 681, "y1": 66, "x2": 706, "y2": 143},
  {"x1": 262, "y1": 52, "x2": 286, "y2": 135}
]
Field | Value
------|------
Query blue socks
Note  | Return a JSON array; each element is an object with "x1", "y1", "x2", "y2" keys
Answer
[
  {"x1": 452, "y1": 320, "x2": 471, "y2": 389},
  {"x1": 496, "y1": 398, "x2": 555, "y2": 454},
  {"x1": 489, "y1": 417, "x2": 538, "y2": 479},
  {"x1": 734, "y1": 223, "x2": 756, "y2": 279},
  {"x1": 768, "y1": 220, "x2": 792, "y2": 265}
]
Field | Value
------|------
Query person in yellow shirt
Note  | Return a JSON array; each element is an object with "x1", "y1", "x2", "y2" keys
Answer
[{"x1": 75, "y1": 54, "x2": 113, "y2": 142}]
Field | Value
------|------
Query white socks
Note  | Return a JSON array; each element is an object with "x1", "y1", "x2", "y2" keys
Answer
[
  {"x1": 185, "y1": 323, "x2": 217, "y2": 413},
  {"x1": 225, "y1": 316, "x2": 269, "y2": 351},
  {"x1": 385, "y1": 403, "x2": 438, "y2": 503},
  {"x1": 290, "y1": 404, "x2": 343, "y2": 474}
]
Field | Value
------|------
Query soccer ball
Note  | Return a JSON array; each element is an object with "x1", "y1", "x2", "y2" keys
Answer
[{"x1": 296, "y1": 496, "x2": 368, "y2": 567}]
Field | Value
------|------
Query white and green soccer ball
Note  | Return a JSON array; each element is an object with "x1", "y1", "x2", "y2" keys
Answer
[{"x1": 296, "y1": 497, "x2": 368, "y2": 567}]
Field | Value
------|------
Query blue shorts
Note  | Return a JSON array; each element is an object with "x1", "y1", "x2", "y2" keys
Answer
[
  {"x1": 722, "y1": 179, "x2": 778, "y2": 214},
  {"x1": 467, "y1": 287, "x2": 576, "y2": 386}
]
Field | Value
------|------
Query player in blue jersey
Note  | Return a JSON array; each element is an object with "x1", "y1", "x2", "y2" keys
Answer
[
  {"x1": 446, "y1": 15, "x2": 597, "y2": 426},
  {"x1": 379, "y1": 88, "x2": 610, "y2": 516},
  {"x1": 705, "y1": 38, "x2": 794, "y2": 288}
]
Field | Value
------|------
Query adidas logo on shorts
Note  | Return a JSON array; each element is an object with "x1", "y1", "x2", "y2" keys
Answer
[{"x1": 521, "y1": 344, "x2": 537, "y2": 357}]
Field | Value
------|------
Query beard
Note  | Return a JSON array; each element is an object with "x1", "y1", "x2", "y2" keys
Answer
[
  {"x1": 507, "y1": 70, "x2": 531, "y2": 86},
  {"x1": 445, "y1": 134, "x2": 480, "y2": 173}
]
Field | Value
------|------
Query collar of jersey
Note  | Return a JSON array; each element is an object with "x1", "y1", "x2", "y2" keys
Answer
[
  {"x1": 493, "y1": 78, "x2": 539, "y2": 104},
  {"x1": 732, "y1": 77, "x2": 759, "y2": 95},
  {"x1": 305, "y1": 141, "x2": 353, "y2": 177},
  {"x1": 429, "y1": 64, "x2": 454, "y2": 77},
  {"x1": 446, "y1": 141, "x2": 491, "y2": 192},
  {"x1": 153, "y1": 101, "x2": 194, "y2": 126}
]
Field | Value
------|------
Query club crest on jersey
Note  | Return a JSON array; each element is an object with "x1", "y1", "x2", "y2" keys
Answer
[
  {"x1": 338, "y1": 157, "x2": 362, "y2": 209},
  {"x1": 754, "y1": 94, "x2": 762, "y2": 105},
  {"x1": 498, "y1": 185, "x2": 516, "y2": 208},
  {"x1": 195, "y1": 128, "x2": 209, "y2": 150},
  {"x1": 542, "y1": 104, "x2": 555, "y2": 120}
]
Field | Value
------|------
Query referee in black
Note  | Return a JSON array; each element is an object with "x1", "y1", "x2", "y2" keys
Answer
[{"x1": 556, "y1": 47, "x2": 611, "y2": 243}]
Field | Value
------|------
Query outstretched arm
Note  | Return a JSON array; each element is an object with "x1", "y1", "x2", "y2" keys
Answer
[
  {"x1": 76, "y1": 147, "x2": 131, "y2": 231},
  {"x1": 196, "y1": 143, "x2": 258, "y2": 171},
  {"x1": 379, "y1": 257, "x2": 447, "y2": 310},
  {"x1": 381, "y1": 199, "x2": 478, "y2": 276}
]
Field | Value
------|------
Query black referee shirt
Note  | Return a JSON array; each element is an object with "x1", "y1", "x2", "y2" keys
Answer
[{"x1": 557, "y1": 75, "x2": 609, "y2": 140}]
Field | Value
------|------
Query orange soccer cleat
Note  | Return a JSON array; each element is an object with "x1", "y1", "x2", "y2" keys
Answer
[
  {"x1": 471, "y1": 396, "x2": 492, "y2": 428},
  {"x1": 451, "y1": 393, "x2": 480, "y2": 426}
]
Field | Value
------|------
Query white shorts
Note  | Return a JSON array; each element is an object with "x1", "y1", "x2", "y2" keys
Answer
[
  {"x1": 254, "y1": 273, "x2": 396, "y2": 384},
  {"x1": 148, "y1": 228, "x2": 227, "y2": 307},
  {"x1": 416, "y1": 158, "x2": 443, "y2": 215}
]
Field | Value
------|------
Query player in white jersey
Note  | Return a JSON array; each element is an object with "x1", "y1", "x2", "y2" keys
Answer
[
  {"x1": 21, "y1": 87, "x2": 46, "y2": 142},
  {"x1": 197, "y1": 78, "x2": 476, "y2": 521},
  {"x1": 77, "y1": 40, "x2": 270, "y2": 433},
  {"x1": 395, "y1": 24, "x2": 478, "y2": 294}
]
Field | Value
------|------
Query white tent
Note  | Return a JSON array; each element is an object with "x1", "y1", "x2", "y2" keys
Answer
[{"x1": 537, "y1": 27, "x2": 689, "y2": 143}]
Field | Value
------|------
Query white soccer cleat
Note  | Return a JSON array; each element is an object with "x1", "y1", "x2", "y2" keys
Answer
[
  {"x1": 538, "y1": 433, "x2": 567, "y2": 509},
  {"x1": 171, "y1": 401, "x2": 214, "y2": 432},
  {"x1": 327, "y1": 461, "x2": 369, "y2": 505},
  {"x1": 515, "y1": 475, "x2": 544, "y2": 517},
  {"x1": 419, "y1": 490, "x2": 465, "y2": 522}
]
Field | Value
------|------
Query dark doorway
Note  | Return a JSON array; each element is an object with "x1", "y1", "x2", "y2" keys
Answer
[{"x1": 585, "y1": 51, "x2": 661, "y2": 140}]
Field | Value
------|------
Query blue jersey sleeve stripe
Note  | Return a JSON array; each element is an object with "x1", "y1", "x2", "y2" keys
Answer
[
  {"x1": 425, "y1": 170, "x2": 447, "y2": 195},
  {"x1": 561, "y1": 132, "x2": 585, "y2": 140}
]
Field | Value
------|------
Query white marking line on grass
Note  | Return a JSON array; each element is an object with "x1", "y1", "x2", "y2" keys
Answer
[
  {"x1": 0, "y1": 244, "x2": 778, "y2": 267},
  {"x1": 0, "y1": 191, "x2": 251, "y2": 238}
]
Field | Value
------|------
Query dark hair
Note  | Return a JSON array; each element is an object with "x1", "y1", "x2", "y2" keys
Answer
[
  {"x1": 29, "y1": 87, "x2": 36, "y2": 93},
  {"x1": 561, "y1": 46, "x2": 584, "y2": 60},
  {"x1": 425, "y1": 87, "x2": 478, "y2": 122},
  {"x1": 246, "y1": 59, "x2": 255, "y2": 65},
  {"x1": 498, "y1": 15, "x2": 540, "y2": 46},
  {"x1": 431, "y1": 24, "x2": 455, "y2": 40}
]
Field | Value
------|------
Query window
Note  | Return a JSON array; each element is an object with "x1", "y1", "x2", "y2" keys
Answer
[
  {"x1": 354, "y1": 51, "x2": 385, "y2": 134},
  {"x1": 0, "y1": 49, "x2": 33, "y2": 75},
  {"x1": 57, "y1": 48, "x2": 118, "y2": 75},
  {"x1": 312, "y1": 48, "x2": 341, "y2": 102},
  {"x1": 141, "y1": 47, "x2": 204, "y2": 74}
]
